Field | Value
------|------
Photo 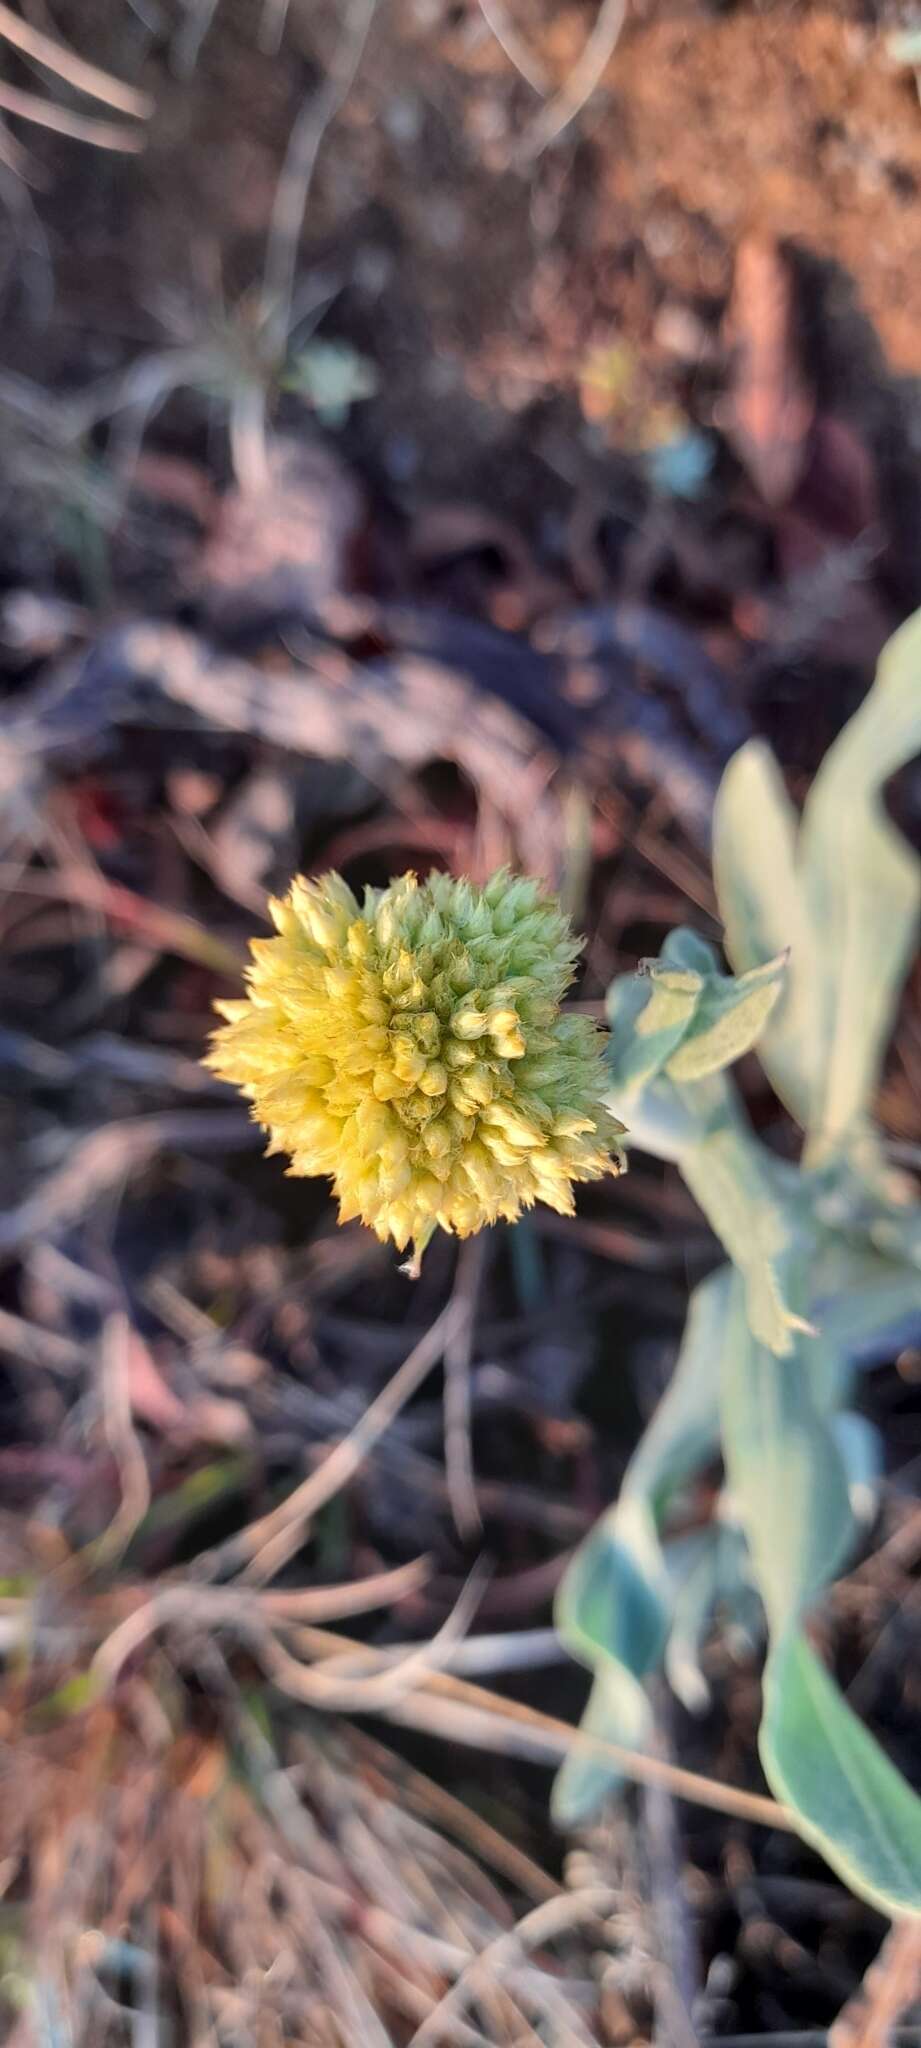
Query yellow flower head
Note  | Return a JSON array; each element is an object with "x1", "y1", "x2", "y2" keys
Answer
[{"x1": 207, "y1": 868, "x2": 626, "y2": 1272}]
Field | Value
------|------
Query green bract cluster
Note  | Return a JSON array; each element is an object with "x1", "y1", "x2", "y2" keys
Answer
[{"x1": 208, "y1": 867, "x2": 625, "y2": 1272}]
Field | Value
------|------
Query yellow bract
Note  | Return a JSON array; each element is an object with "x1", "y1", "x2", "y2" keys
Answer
[{"x1": 207, "y1": 867, "x2": 626, "y2": 1272}]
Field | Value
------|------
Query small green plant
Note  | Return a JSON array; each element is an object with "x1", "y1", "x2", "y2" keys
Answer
[
  {"x1": 554, "y1": 609, "x2": 921, "y2": 1917},
  {"x1": 76, "y1": 290, "x2": 377, "y2": 495}
]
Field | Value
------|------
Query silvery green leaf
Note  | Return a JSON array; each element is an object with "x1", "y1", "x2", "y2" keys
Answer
[
  {"x1": 722, "y1": 1312, "x2": 921, "y2": 1915},
  {"x1": 800, "y1": 607, "x2": 921, "y2": 1150},
  {"x1": 677, "y1": 1076, "x2": 808, "y2": 1355},
  {"x1": 663, "y1": 1520, "x2": 754, "y2": 1713},
  {"x1": 623, "y1": 1264, "x2": 732, "y2": 1506},
  {"x1": 551, "y1": 1668, "x2": 650, "y2": 1826},
  {"x1": 606, "y1": 972, "x2": 666, "y2": 1094},
  {"x1": 810, "y1": 1244, "x2": 921, "y2": 1373},
  {"x1": 605, "y1": 1074, "x2": 702, "y2": 1163},
  {"x1": 657, "y1": 927, "x2": 721, "y2": 976},
  {"x1": 716, "y1": 612, "x2": 921, "y2": 1151},
  {"x1": 783, "y1": 1238, "x2": 918, "y2": 1414},
  {"x1": 626, "y1": 973, "x2": 700, "y2": 1085},
  {"x1": 665, "y1": 950, "x2": 788, "y2": 1082},
  {"x1": 721, "y1": 1315, "x2": 853, "y2": 1630},
  {"x1": 607, "y1": 959, "x2": 697, "y2": 1096},
  {"x1": 761, "y1": 1632, "x2": 921, "y2": 1918},
  {"x1": 713, "y1": 740, "x2": 821, "y2": 1123},
  {"x1": 609, "y1": 927, "x2": 788, "y2": 1096},
  {"x1": 554, "y1": 1267, "x2": 730, "y2": 1817},
  {"x1": 553, "y1": 1505, "x2": 662, "y2": 1818},
  {"x1": 609, "y1": 997, "x2": 808, "y2": 1356},
  {"x1": 557, "y1": 1496, "x2": 666, "y2": 1680},
  {"x1": 868, "y1": 1201, "x2": 921, "y2": 1271},
  {"x1": 662, "y1": 1533, "x2": 716, "y2": 1713},
  {"x1": 832, "y1": 1412, "x2": 883, "y2": 1528}
]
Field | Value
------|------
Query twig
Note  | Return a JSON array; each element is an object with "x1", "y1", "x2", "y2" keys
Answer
[
  {"x1": 352, "y1": 1731, "x2": 562, "y2": 1905},
  {"x1": 0, "y1": 1109, "x2": 255, "y2": 1260},
  {"x1": 476, "y1": 0, "x2": 549, "y2": 94},
  {"x1": 829, "y1": 1920, "x2": 921, "y2": 2048},
  {"x1": 269, "y1": 1620, "x2": 795, "y2": 1831},
  {"x1": 0, "y1": 864, "x2": 244, "y2": 975},
  {"x1": 0, "y1": 1305, "x2": 89, "y2": 1375},
  {"x1": 0, "y1": 106, "x2": 44, "y2": 183},
  {"x1": 520, "y1": 0, "x2": 627, "y2": 158},
  {"x1": 172, "y1": 0, "x2": 221, "y2": 76},
  {"x1": 642, "y1": 1702, "x2": 701, "y2": 2048},
  {"x1": 88, "y1": 1572, "x2": 788, "y2": 1828},
  {"x1": 407, "y1": 1887, "x2": 615, "y2": 2046},
  {"x1": 0, "y1": 80, "x2": 147, "y2": 152},
  {"x1": 195, "y1": 1297, "x2": 465, "y2": 1584},
  {"x1": 260, "y1": 0, "x2": 291, "y2": 56},
  {"x1": 94, "y1": 1315, "x2": 151, "y2": 1567},
  {"x1": 260, "y1": 0, "x2": 377, "y2": 354},
  {"x1": 257, "y1": 1565, "x2": 487, "y2": 1712},
  {"x1": 261, "y1": 1558, "x2": 431, "y2": 1621},
  {"x1": 90, "y1": 1559, "x2": 431, "y2": 1691},
  {"x1": 0, "y1": 2, "x2": 152, "y2": 117},
  {"x1": 444, "y1": 1235, "x2": 485, "y2": 1540},
  {"x1": 364, "y1": 1626, "x2": 564, "y2": 1677}
]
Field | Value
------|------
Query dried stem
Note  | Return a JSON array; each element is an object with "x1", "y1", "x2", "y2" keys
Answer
[
  {"x1": 0, "y1": 3, "x2": 152, "y2": 118},
  {"x1": 444, "y1": 1234, "x2": 486, "y2": 1540},
  {"x1": 0, "y1": 80, "x2": 147, "y2": 152},
  {"x1": 193, "y1": 1297, "x2": 465, "y2": 1585}
]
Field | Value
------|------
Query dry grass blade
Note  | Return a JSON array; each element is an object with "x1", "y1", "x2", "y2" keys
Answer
[
  {"x1": 352, "y1": 1733, "x2": 561, "y2": 1905},
  {"x1": 90, "y1": 1560, "x2": 431, "y2": 1691},
  {"x1": 0, "y1": 1110, "x2": 254, "y2": 1260},
  {"x1": 0, "y1": 863, "x2": 245, "y2": 974},
  {"x1": 0, "y1": 1304, "x2": 89, "y2": 1375},
  {"x1": 407, "y1": 1886, "x2": 614, "y2": 2046},
  {"x1": 261, "y1": 0, "x2": 378, "y2": 354},
  {"x1": 829, "y1": 1919, "x2": 921, "y2": 2048},
  {"x1": 258, "y1": 1564, "x2": 488, "y2": 1712},
  {"x1": 6, "y1": 1670, "x2": 609, "y2": 2048},
  {"x1": 305, "y1": 1903, "x2": 397, "y2": 2048},
  {"x1": 477, "y1": 0, "x2": 549, "y2": 94},
  {"x1": 243, "y1": 1620, "x2": 793, "y2": 1831},
  {"x1": 86, "y1": 1580, "x2": 787, "y2": 1828},
  {"x1": 93, "y1": 1314, "x2": 151, "y2": 1568},
  {"x1": 197, "y1": 1296, "x2": 465, "y2": 1584},
  {"x1": 0, "y1": 2, "x2": 152, "y2": 117},
  {"x1": 386, "y1": 1682, "x2": 792, "y2": 1833},
  {"x1": 261, "y1": 1557, "x2": 432, "y2": 1621},
  {"x1": 0, "y1": 80, "x2": 147, "y2": 151},
  {"x1": 302, "y1": 1622, "x2": 790, "y2": 1835},
  {"x1": 521, "y1": 0, "x2": 627, "y2": 157}
]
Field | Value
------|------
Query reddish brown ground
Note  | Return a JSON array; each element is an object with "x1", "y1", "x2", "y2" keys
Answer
[{"x1": 17, "y1": 1, "x2": 921, "y2": 482}]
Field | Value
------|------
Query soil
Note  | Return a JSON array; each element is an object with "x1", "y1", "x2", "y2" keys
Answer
[{"x1": 5, "y1": 1, "x2": 921, "y2": 494}]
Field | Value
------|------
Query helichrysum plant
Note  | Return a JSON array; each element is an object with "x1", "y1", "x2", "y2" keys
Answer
[
  {"x1": 208, "y1": 866, "x2": 625, "y2": 1273},
  {"x1": 555, "y1": 608, "x2": 921, "y2": 1921}
]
